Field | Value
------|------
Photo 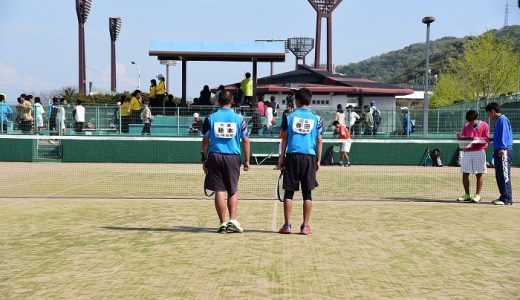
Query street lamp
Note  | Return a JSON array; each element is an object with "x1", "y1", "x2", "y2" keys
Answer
[
  {"x1": 422, "y1": 16, "x2": 435, "y2": 137},
  {"x1": 109, "y1": 17, "x2": 122, "y2": 93},
  {"x1": 76, "y1": 0, "x2": 93, "y2": 95},
  {"x1": 131, "y1": 61, "x2": 141, "y2": 90},
  {"x1": 160, "y1": 60, "x2": 177, "y2": 94}
]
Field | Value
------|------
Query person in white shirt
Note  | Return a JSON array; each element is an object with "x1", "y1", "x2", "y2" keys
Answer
[
  {"x1": 346, "y1": 105, "x2": 361, "y2": 133},
  {"x1": 56, "y1": 98, "x2": 67, "y2": 135},
  {"x1": 73, "y1": 99, "x2": 85, "y2": 133},
  {"x1": 335, "y1": 104, "x2": 346, "y2": 126},
  {"x1": 263, "y1": 100, "x2": 274, "y2": 135},
  {"x1": 33, "y1": 97, "x2": 45, "y2": 135}
]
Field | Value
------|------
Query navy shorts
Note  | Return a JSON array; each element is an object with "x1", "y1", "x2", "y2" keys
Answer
[
  {"x1": 283, "y1": 153, "x2": 319, "y2": 192},
  {"x1": 204, "y1": 152, "x2": 241, "y2": 194}
]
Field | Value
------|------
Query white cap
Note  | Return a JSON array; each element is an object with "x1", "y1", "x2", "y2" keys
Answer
[
  {"x1": 157, "y1": 74, "x2": 164, "y2": 79},
  {"x1": 401, "y1": 107, "x2": 409, "y2": 111},
  {"x1": 193, "y1": 113, "x2": 199, "y2": 118}
]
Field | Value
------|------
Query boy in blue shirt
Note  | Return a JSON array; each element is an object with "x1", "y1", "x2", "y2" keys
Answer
[
  {"x1": 278, "y1": 88, "x2": 323, "y2": 235},
  {"x1": 486, "y1": 103, "x2": 513, "y2": 205},
  {"x1": 202, "y1": 91, "x2": 250, "y2": 233}
]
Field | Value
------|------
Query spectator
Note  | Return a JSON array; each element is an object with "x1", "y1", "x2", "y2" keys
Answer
[
  {"x1": 156, "y1": 74, "x2": 166, "y2": 114},
  {"x1": 129, "y1": 90, "x2": 143, "y2": 124},
  {"x1": 346, "y1": 105, "x2": 360, "y2": 132},
  {"x1": 249, "y1": 102, "x2": 262, "y2": 135},
  {"x1": 164, "y1": 94, "x2": 176, "y2": 115},
  {"x1": 277, "y1": 88, "x2": 323, "y2": 235},
  {"x1": 233, "y1": 83, "x2": 244, "y2": 107},
  {"x1": 335, "y1": 104, "x2": 346, "y2": 126},
  {"x1": 56, "y1": 98, "x2": 67, "y2": 135},
  {"x1": 456, "y1": 110, "x2": 489, "y2": 203},
  {"x1": 263, "y1": 100, "x2": 274, "y2": 135},
  {"x1": 332, "y1": 120, "x2": 351, "y2": 167},
  {"x1": 48, "y1": 97, "x2": 58, "y2": 132},
  {"x1": 140, "y1": 101, "x2": 153, "y2": 135},
  {"x1": 240, "y1": 72, "x2": 253, "y2": 107},
  {"x1": 257, "y1": 95, "x2": 265, "y2": 116},
  {"x1": 270, "y1": 96, "x2": 279, "y2": 117},
  {"x1": 198, "y1": 85, "x2": 212, "y2": 106},
  {"x1": 33, "y1": 97, "x2": 45, "y2": 135},
  {"x1": 119, "y1": 97, "x2": 131, "y2": 133},
  {"x1": 189, "y1": 112, "x2": 203, "y2": 134},
  {"x1": 214, "y1": 85, "x2": 225, "y2": 106},
  {"x1": 149, "y1": 79, "x2": 158, "y2": 113},
  {"x1": 201, "y1": 90, "x2": 250, "y2": 233},
  {"x1": 73, "y1": 99, "x2": 85, "y2": 133},
  {"x1": 361, "y1": 105, "x2": 373, "y2": 135},
  {"x1": 178, "y1": 97, "x2": 188, "y2": 108},
  {"x1": 285, "y1": 90, "x2": 295, "y2": 110},
  {"x1": 370, "y1": 100, "x2": 381, "y2": 135},
  {"x1": 485, "y1": 102, "x2": 514, "y2": 206},
  {"x1": 20, "y1": 96, "x2": 34, "y2": 133},
  {"x1": 401, "y1": 107, "x2": 413, "y2": 136},
  {"x1": 86, "y1": 120, "x2": 95, "y2": 129},
  {"x1": 0, "y1": 94, "x2": 13, "y2": 133}
]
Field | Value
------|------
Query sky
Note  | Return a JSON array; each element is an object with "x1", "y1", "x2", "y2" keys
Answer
[{"x1": 0, "y1": 0, "x2": 518, "y2": 103}]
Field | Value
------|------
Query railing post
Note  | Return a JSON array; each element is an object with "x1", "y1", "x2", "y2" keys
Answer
[
  {"x1": 177, "y1": 107, "x2": 180, "y2": 135},
  {"x1": 96, "y1": 106, "x2": 100, "y2": 135}
]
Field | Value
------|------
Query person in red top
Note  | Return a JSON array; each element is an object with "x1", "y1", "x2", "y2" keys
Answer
[
  {"x1": 456, "y1": 110, "x2": 490, "y2": 203},
  {"x1": 332, "y1": 120, "x2": 351, "y2": 167}
]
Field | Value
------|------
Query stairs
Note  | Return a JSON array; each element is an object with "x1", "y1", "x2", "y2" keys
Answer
[{"x1": 34, "y1": 138, "x2": 62, "y2": 162}]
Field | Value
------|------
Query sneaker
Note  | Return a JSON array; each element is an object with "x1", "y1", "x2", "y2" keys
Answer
[
  {"x1": 457, "y1": 194, "x2": 472, "y2": 202},
  {"x1": 217, "y1": 222, "x2": 227, "y2": 234},
  {"x1": 226, "y1": 220, "x2": 244, "y2": 233},
  {"x1": 492, "y1": 199, "x2": 505, "y2": 205},
  {"x1": 278, "y1": 224, "x2": 292, "y2": 234},
  {"x1": 346, "y1": 162, "x2": 351, "y2": 167},
  {"x1": 300, "y1": 224, "x2": 312, "y2": 235},
  {"x1": 471, "y1": 194, "x2": 482, "y2": 203},
  {"x1": 505, "y1": 202, "x2": 513, "y2": 206}
]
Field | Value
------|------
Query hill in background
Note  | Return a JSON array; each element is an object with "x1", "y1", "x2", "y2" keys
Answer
[{"x1": 335, "y1": 25, "x2": 520, "y2": 85}]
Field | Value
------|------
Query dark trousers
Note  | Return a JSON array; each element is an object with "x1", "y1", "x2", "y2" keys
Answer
[
  {"x1": 131, "y1": 110, "x2": 141, "y2": 124},
  {"x1": 494, "y1": 149, "x2": 513, "y2": 203},
  {"x1": 75, "y1": 122, "x2": 84, "y2": 133},
  {"x1": 121, "y1": 116, "x2": 130, "y2": 133},
  {"x1": 141, "y1": 123, "x2": 151, "y2": 135}
]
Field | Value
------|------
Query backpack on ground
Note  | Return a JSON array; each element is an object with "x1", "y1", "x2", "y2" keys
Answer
[
  {"x1": 431, "y1": 148, "x2": 443, "y2": 167},
  {"x1": 321, "y1": 145, "x2": 335, "y2": 166},
  {"x1": 373, "y1": 109, "x2": 382, "y2": 125}
]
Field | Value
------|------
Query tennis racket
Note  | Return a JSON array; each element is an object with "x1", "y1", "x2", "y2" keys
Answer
[
  {"x1": 276, "y1": 168, "x2": 285, "y2": 202},
  {"x1": 201, "y1": 151, "x2": 214, "y2": 197},
  {"x1": 424, "y1": 148, "x2": 433, "y2": 166}
]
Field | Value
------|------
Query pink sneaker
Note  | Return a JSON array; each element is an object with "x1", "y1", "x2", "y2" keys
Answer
[
  {"x1": 278, "y1": 224, "x2": 292, "y2": 234},
  {"x1": 300, "y1": 224, "x2": 312, "y2": 235}
]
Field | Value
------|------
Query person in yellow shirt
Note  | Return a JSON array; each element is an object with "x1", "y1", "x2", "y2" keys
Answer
[
  {"x1": 240, "y1": 72, "x2": 253, "y2": 107},
  {"x1": 119, "y1": 96, "x2": 131, "y2": 133},
  {"x1": 129, "y1": 89, "x2": 143, "y2": 123},
  {"x1": 149, "y1": 79, "x2": 157, "y2": 113},
  {"x1": 156, "y1": 74, "x2": 166, "y2": 115}
]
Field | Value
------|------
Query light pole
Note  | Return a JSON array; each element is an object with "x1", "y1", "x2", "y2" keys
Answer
[
  {"x1": 131, "y1": 61, "x2": 141, "y2": 90},
  {"x1": 109, "y1": 17, "x2": 121, "y2": 93},
  {"x1": 76, "y1": 0, "x2": 92, "y2": 95},
  {"x1": 422, "y1": 16, "x2": 435, "y2": 137},
  {"x1": 160, "y1": 60, "x2": 177, "y2": 94}
]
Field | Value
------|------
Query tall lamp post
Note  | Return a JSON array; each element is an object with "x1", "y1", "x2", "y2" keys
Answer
[
  {"x1": 160, "y1": 60, "x2": 177, "y2": 94},
  {"x1": 109, "y1": 17, "x2": 121, "y2": 93},
  {"x1": 422, "y1": 16, "x2": 435, "y2": 137},
  {"x1": 76, "y1": 0, "x2": 92, "y2": 95},
  {"x1": 131, "y1": 61, "x2": 141, "y2": 90}
]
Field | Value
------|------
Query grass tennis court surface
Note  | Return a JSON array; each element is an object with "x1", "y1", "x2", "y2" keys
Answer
[{"x1": 1, "y1": 163, "x2": 519, "y2": 298}]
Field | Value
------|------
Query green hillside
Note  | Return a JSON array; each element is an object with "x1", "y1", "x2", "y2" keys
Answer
[{"x1": 335, "y1": 25, "x2": 520, "y2": 84}]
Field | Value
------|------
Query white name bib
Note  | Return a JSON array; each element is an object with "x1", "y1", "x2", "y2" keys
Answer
[
  {"x1": 292, "y1": 117, "x2": 314, "y2": 134},
  {"x1": 214, "y1": 122, "x2": 237, "y2": 138}
]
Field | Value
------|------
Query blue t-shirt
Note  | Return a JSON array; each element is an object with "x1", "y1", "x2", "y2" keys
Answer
[
  {"x1": 493, "y1": 114, "x2": 513, "y2": 151},
  {"x1": 203, "y1": 108, "x2": 249, "y2": 155},
  {"x1": 282, "y1": 107, "x2": 323, "y2": 155},
  {"x1": 0, "y1": 103, "x2": 13, "y2": 121}
]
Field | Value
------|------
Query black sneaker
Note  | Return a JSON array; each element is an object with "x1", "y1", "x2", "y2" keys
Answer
[{"x1": 217, "y1": 223, "x2": 227, "y2": 234}]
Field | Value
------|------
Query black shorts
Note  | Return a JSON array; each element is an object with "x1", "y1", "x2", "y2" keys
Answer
[
  {"x1": 204, "y1": 152, "x2": 241, "y2": 194},
  {"x1": 283, "y1": 153, "x2": 319, "y2": 192}
]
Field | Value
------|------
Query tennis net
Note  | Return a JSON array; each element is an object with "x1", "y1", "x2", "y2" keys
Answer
[{"x1": 0, "y1": 135, "x2": 518, "y2": 202}]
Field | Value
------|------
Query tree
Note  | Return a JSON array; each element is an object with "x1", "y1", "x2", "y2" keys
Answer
[
  {"x1": 58, "y1": 87, "x2": 78, "y2": 102},
  {"x1": 431, "y1": 32, "x2": 520, "y2": 107}
]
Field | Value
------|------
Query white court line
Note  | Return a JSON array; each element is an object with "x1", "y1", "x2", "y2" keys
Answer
[{"x1": 271, "y1": 199, "x2": 278, "y2": 232}]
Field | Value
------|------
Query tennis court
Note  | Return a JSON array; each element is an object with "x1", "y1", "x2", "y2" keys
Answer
[{"x1": 1, "y1": 162, "x2": 519, "y2": 298}]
